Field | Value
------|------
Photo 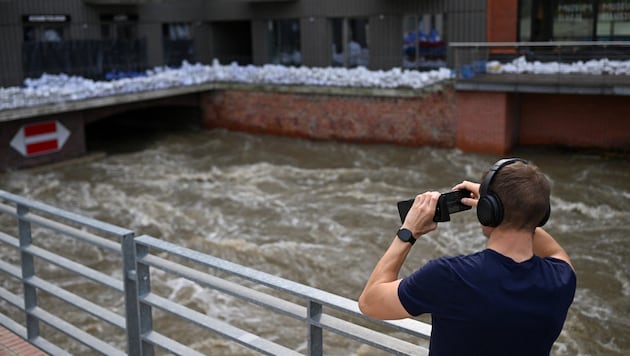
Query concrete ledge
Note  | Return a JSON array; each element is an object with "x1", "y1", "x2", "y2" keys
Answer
[
  {"x1": 0, "y1": 82, "x2": 449, "y2": 123},
  {"x1": 455, "y1": 73, "x2": 630, "y2": 96}
]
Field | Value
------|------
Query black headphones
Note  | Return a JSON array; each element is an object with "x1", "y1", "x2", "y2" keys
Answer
[{"x1": 477, "y1": 158, "x2": 550, "y2": 227}]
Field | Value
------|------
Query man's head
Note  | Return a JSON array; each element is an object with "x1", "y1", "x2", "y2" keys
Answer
[{"x1": 477, "y1": 158, "x2": 551, "y2": 231}]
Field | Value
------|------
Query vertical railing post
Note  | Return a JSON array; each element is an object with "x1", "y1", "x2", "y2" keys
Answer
[
  {"x1": 307, "y1": 300, "x2": 323, "y2": 356},
  {"x1": 121, "y1": 231, "x2": 141, "y2": 356},
  {"x1": 17, "y1": 204, "x2": 39, "y2": 341},
  {"x1": 136, "y1": 242, "x2": 154, "y2": 356}
]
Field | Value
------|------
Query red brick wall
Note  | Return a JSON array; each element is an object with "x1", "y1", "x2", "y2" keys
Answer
[
  {"x1": 519, "y1": 94, "x2": 630, "y2": 149},
  {"x1": 201, "y1": 88, "x2": 457, "y2": 147},
  {"x1": 455, "y1": 91, "x2": 516, "y2": 154}
]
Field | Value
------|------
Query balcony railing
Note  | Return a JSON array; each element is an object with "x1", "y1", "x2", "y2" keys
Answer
[
  {"x1": 0, "y1": 190, "x2": 431, "y2": 355},
  {"x1": 449, "y1": 41, "x2": 630, "y2": 95}
]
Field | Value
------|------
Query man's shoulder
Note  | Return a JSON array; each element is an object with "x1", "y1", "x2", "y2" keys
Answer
[{"x1": 429, "y1": 250, "x2": 491, "y2": 271}]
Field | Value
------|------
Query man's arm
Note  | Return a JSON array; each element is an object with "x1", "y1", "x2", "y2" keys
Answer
[
  {"x1": 358, "y1": 191, "x2": 440, "y2": 320},
  {"x1": 533, "y1": 227, "x2": 575, "y2": 270},
  {"x1": 357, "y1": 237, "x2": 412, "y2": 320}
]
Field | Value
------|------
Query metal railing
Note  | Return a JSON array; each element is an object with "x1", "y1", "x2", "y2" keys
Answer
[
  {"x1": 449, "y1": 41, "x2": 630, "y2": 79},
  {"x1": 0, "y1": 190, "x2": 431, "y2": 355}
]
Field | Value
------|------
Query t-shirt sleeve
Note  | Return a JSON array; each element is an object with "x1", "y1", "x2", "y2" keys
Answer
[{"x1": 398, "y1": 258, "x2": 454, "y2": 316}]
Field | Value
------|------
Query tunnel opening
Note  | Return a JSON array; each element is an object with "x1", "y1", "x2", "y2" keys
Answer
[{"x1": 85, "y1": 106, "x2": 202, "y2": 154}]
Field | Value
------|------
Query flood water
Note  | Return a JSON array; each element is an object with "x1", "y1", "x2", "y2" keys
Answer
[{"x1": 1, "y1": 125, "x2": 628, "y2": 355}]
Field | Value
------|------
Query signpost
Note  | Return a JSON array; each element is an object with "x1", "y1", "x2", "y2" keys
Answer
[{"x1": 10, "y1": 121, "x2": 70, "y2": 157}]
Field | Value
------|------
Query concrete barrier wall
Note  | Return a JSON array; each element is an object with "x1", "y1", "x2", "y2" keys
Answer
[{"x1": 200, "y1": 88, "x2": 458, "y2": 148}]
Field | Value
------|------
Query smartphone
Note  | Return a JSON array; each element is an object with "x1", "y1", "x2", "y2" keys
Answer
[{"x1": 397, "y1": 189, "x2": 472, "y2": 223}]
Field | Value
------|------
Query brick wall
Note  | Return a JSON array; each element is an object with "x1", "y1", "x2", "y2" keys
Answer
[
  {"x1": 455, "y1": 91, "x2": 517, "y2": 154},
  {"x1": 200, "y1": 88, "x2": 457, "y2": 147},
  {"x1": 519, "y1": 94, "x2": 630, "y2": 149}
]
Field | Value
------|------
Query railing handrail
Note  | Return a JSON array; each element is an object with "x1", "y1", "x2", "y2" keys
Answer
[
  {"x1": 0, "y1": 190, "x2": 134, "y2": 238},
  {"x1": 0, "y1": 190, "x2": 431, "y2": 355},
  {"x1": 449, "y1": 40, "x2": 630, "y2": 47},
  {"x1": 135, "y1": 234, "x2": 432, "y2": 339}
]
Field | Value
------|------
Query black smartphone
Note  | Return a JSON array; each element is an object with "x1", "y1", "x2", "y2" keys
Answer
[{"x1": 397, "y1": 189, "x2": 472, "y2": 223}]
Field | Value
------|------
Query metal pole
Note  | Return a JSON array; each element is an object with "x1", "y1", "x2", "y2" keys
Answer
[
  {"x1": 307, "y1": 300, "x2": 323, "y2": 356},
  {"x1": 136, "y1": 243, "x2": 154, "y2": 356},
  {"x1": 121, "y1": 231, "x2": 141, "y2": 356},
  {"x1": 17, "y1": 204, "x2": 39, "y2": 341}
]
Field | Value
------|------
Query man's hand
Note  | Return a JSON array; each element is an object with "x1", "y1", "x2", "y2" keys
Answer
[
  {"x1": 453, "y1": 181, "x2": 480, "y2": 207},
  {"x1": 401, "y1": 191, "x2": 440, "y2": 238}
]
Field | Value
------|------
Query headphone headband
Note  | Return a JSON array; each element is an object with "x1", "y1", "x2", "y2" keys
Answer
[{"x1": 479, "y1": 158, "x2": 528, "y2": 198}]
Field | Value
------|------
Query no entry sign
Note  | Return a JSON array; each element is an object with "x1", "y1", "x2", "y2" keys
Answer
[{"x1": 10, "y1": 120, "x2": 70, "y2": 157}]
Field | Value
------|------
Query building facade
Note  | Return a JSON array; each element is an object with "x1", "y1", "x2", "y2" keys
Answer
[{"x1": 0, "y1": 0, "x2": 488, "y2": 87}]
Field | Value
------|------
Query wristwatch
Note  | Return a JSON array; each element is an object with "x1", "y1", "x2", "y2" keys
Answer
[{"x1": 397, "y1": 228, "x2": 416, "y2": 245}]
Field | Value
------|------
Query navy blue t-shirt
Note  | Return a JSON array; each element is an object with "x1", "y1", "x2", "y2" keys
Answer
[{"x1": 398, "y1": 249, "x2": 576, "y2": 356}]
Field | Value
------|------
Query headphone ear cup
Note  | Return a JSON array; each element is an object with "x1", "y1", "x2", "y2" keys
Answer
[
  {"x1": 538, "y1": 203, "x2": 551, "y2": 227},
  {"x1": 477, "y1": 193, "x2": 504, "y2": 227}
]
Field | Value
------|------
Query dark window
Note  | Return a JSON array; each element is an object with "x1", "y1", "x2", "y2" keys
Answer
[
  {"x1": 402, "y1": 14, "x2": 446, "y2": 70},
  {"x1": 163, "y1": 23, "x2": 194, "y2": 67},
  {"x1": 597, "y1": 0, "x2": 630, "y2": 39},
  {"x1": 331, "y1": 17, "x2": 369, "y2": 68},
  {"x1": 519, "y1": 0, "x2": 630, "y2": 41},
  {"x1": 269, "y1": 19, "x2": 301, "y2": 66}
]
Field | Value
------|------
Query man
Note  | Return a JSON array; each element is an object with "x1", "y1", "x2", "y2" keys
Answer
[{"x1": 358, "y1": 158, "x2": 576, "y2": 355}]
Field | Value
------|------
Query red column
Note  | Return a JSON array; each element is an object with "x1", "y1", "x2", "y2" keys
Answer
[{"x1": 455, "y1": 91, "x2": 516, "y2": 155}]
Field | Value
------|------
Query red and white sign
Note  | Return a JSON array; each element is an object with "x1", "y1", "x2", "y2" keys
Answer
[{"x1": 10, "y1": 121, "x2": 70, "y2": 157}]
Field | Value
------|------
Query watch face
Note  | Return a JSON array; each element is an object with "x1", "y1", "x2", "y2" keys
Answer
[{"x1": 397, "y1": 228, "x2": 414, "y2": 243}]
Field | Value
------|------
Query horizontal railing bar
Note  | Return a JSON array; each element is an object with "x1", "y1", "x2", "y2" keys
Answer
[
  {"x1": 142, "y1": 330, "x2": 205, "y2": 356},
  {"x1": 23, "y1": 244, "x2": 123, "y2": 292},
  {"x1": 0, "y1": 202, "x2": 17, "y2": 218},
  {"x1": 140, "y1": 253, "x2": 428, "y2": 352},
  {"x1": 20, "y1": 212, "x2": 122, "y2": 254},
  {"x1": 139, "y1": 253, "x2": 307, "y2": 321},
  {"x1": 449, "y1": 41, "x2": 630, "y2": 48},
  {"x1": 0, "y1": 230, "x2": 19, "y2": 248},
  {"x1": 142, "y1": 292, "x2": 301, "y2": 356},
  {"x1": 317, "y1": 313, "x2": 428, "y2": 355},
  {"x1": 0, "y1": 259, "x2": 21, "y2": 280},
  {"x1": 0, "y1": 190, "x2": 133, "y2": 238},
  {"x1": 0, "y1": 287, "x2": 102, "y2": 354},
  {"x1": 0, "y1": 285, "x2": 24, "y2": 310},
  {"x1": 26, "y1": 276, "x2": 126, "y2": 329},
  {"x1": 137, "y1": 235, "x2": 432, "y2": 339},
  {"x1": 2, "y1": 232, "x2": 122, "y2": 294},
  {"x1": 0, "y1": 313, "x2": 69, "y2": 356},
  {"x1": 29, "y1": 306, "x2": 125, "y2": 356}
]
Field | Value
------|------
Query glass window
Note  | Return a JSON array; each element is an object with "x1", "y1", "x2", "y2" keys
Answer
[
  {"x1": 402, "y1": 14, "x2": 446, "y2": 69},
  {"x1": 163, "y1": 23, "x2": 194, "y2": 67},
  {"x1": 22, "y1": 26, "x2": 64, "y2": 42},
  {"x1": 518, "y1": 0, "x2": 533, "y2": 41},
  {"x1": 269, "y1": 19, "x2": 301, "y2": 66},
  {"x1": 331, "y1": 17, "x2": 369, "y2": 68},
  {"x1": 597, "y1": 0, "x2": 630, "y2": 39},
  {"x1": 100, "y1": 14, "x2": 138, "y2": 41},
  {"x1": 164, "y1": 23, "x2": 192, "y2": 41},
  {"x1": 553, "y1": 0, "x2": 595, "y2": 40}
]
